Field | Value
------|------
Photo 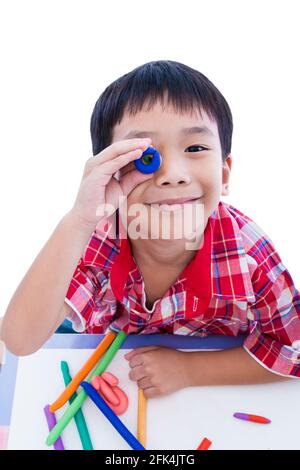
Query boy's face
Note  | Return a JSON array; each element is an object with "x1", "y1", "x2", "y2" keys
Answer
[{"x1": 111, "y1": 99, "x2": 232, "y2": 244}]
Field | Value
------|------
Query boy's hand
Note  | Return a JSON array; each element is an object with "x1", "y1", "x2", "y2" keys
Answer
[
  {"x1": 124, "y1": 346, "x2": 191, "y2": 398},
  {"x1": 70, "y1": 137, "x2": 153, "y2": 230}
]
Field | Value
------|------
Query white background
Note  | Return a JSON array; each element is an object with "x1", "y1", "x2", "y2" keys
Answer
[{"x1": 1, "y1": 0, "x2": 300, "y2": 319}]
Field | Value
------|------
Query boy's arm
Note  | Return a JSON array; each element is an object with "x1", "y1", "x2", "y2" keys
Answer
[
  {"x1": 0, "y1": 211, "x2": 95, "y2": 356},
  {"x1": 0, "y1": 138, "x2": 154, "y2": 356},
  {"x1": 186, "y1": 346, "x2": 291, "y2": 386},
  {"x1": 185, "y1": 265, "x2": 300, "y2": 386}
]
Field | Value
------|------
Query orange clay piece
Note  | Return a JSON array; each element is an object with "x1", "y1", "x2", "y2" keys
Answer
[
  {"x1": 92, "y1": 376, "x2": 120, "y2": 406},
  {"x1": 101, "y1": 371, "x2": 119, "y2": 387},
  {"x1": 91, "y1": 372, "x2": 128, "y2": 415},
  {"x1": 111, "y1": 388, "x2": 128, "y2": 415},
  {"x1": 49, "y1": 331, "x2": 116, "y2": 412}
]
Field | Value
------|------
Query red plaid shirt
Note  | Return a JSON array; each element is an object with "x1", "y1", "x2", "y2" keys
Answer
[{"x1": 65, "y1": 201, "x2": 300, "y2": 378}]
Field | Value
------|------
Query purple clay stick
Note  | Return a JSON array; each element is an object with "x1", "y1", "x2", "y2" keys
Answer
[
  {"x1": 233, "y1": 412, "x2": 271, "y2": 424},
  {"x1": 44, "y1": 404, "x2": 65, "y2": 450}
]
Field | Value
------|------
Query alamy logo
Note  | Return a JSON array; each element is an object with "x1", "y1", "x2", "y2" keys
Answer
[{"x1": 95, "y1": 196, "x2": 205, "y2": 250}]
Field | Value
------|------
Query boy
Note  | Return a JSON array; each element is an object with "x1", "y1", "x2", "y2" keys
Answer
[{"x1": 2, "y1": 60, "x2": 300, "y2": 399}]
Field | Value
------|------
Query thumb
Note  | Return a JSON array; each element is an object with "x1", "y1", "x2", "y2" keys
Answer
[{"x1": 119, "y1": 169, "x2": 153, "y2": 197}]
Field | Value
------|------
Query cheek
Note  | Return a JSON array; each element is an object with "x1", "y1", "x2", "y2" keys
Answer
[{"x1": 198, "y1": 162, "x2": 222, "y2": 188}]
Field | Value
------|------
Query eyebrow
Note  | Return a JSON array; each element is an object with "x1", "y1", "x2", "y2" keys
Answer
[{"x1": 124, "y1": 126, "x2": 216, "y2": 139}]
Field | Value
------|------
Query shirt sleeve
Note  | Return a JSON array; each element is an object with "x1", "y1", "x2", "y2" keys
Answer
[
  {"x1": 64, "y1": 256, "x2": 115, "y2": 333},
  {"x1": 64, "y1": 256, "x2": 96, "y2": 332},
  {"x1": 63, "y1": 215, "x2": 121, "y2": 333},
  {"x1": 243, "y1": 267, "x2": 300, "y2": 378}
]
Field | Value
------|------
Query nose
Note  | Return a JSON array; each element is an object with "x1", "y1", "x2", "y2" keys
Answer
[{"x1": 154, "y1": 157, "x2": 192, "y2": 187}]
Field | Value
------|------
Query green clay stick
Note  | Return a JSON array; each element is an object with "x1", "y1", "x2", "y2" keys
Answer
[
  {"x1": 61, "y1": 361, "x2": 93, "y2": 450},
  {"x1": 46, "y1": 330, "x2": 127, "y2": 446}
]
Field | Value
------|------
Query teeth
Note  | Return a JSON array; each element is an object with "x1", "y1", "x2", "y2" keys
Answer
[
  {"x1": 151, "y1": 202, "x2": 193, "y2": 211},
  {"x1": 161, "y1": 203, "x2": 182, "y2": 206},
  {"x1": 146, "y1": 198, "x2": 202, "y2": 211}
]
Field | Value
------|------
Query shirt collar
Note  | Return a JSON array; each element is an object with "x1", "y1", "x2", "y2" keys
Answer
[
  {"x1": 110, "y1": 210, "x2": 213, "y2": 311},
  {"x1": 210, "y1": 201, "x2": 256, "y2": 304},
  {"x1": 109, "y1": 201, "x2": 256, "y2": 316}
]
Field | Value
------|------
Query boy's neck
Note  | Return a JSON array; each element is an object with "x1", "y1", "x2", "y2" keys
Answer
[{"x1": 129, "y1": 233, "x2": 204, "y2": 270}]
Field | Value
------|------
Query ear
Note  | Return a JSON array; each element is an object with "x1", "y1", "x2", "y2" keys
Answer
[{"x1": 221, "y1": 154, "x2": 232, "y2": 196}]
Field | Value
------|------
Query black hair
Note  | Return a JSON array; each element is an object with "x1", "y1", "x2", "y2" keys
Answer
[{"x1": 90, "y1": 60, "x2": 233, "y2": 162}]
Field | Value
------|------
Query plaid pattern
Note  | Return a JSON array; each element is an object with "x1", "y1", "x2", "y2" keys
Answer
[{"x1": 65, "y1": 201, "x2": 300, "y2": 378}]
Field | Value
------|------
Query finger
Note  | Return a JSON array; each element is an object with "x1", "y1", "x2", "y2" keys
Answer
[
  {"x1": 143, "y1": 386, "x2": 159, "y2": 399},
  {"x1": 128, "y1": 355, "x2": 144, "y2": 368},
  {"x1": 124, "y1": 347, "x2": 159, "y2": 363},
  {"x1": 137, "y1": 376, "x2": 153, "y2": 389},
  {"x1": 119, "y1": 169, "x2": 154, "y2": 196},
  {"x1": 91, "y1": 138, "x2": 152, "y2": 166},
  {"x1": 128, "y1": 365, "x2": 148, "y2": 382},
  {"x1": 125, "y1": 346, "x2": 160, "y2": 358},
  {"x1": 93, "y1": 149, "x2": 147, "y2": 177},
  {"x1": 83, "y1": 150, "x2": 144, "y2": 186}
]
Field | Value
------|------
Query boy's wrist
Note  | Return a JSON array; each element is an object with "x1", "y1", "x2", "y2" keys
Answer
[
  {"x1": 180, "y1": 350, "x2": 205, "y2": 388},
  {"x1": 63, "y1": 209, "x2": 97, "y2": 236},
  {"x1": 184, "y1": 350, "x2": 210, "y2": 387}
]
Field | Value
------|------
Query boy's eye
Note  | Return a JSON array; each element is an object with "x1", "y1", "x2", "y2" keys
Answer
[{"x1": 185, "y1": 145, "x2": 208, "y2": 152}]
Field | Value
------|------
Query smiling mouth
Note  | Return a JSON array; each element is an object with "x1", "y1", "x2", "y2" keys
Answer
[{"x1": 145, "y1": 197, "x2": 203, "y2": 211}]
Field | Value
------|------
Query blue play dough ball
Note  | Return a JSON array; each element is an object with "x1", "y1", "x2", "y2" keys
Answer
[{"x1": 134, "y1": 146, "x2": 161, "y2": 174}]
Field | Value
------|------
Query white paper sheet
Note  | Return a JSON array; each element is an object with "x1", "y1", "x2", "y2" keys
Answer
[{"x1": 7, "y1": 347, "x2": 300, "y2": 450}]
